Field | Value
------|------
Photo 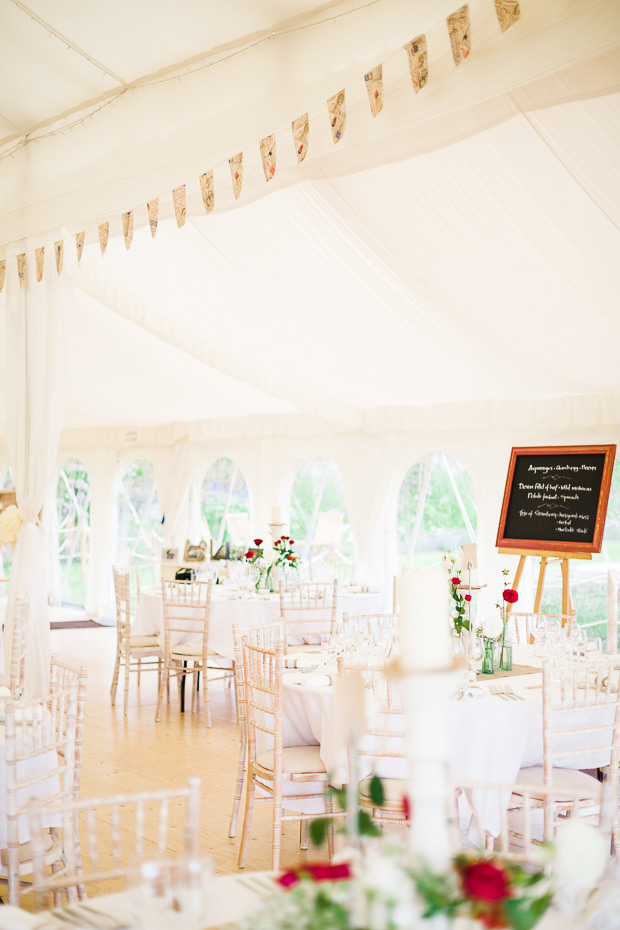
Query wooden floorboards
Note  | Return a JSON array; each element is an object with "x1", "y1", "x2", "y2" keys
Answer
[{"x1": 50, "y1": 626, "x2": 325, "y2": 879}]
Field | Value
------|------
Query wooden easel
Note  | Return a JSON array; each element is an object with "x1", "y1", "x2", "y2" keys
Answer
[{"x1": 498, "y1": 547, "x2": 592, "y2": 620}]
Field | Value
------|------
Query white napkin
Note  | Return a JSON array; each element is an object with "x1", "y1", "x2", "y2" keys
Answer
[
  {"x1": 0, "y1": 686, "x2": 12, "y2": 699},
  {"x1": 301, "y1": 674, "x2": 335, "y2": 688},
  {"x1": 284, "y1": 654, "x2": 319, "y2": 669},
  {"x1": 0, "y1": 906, "x2": 37, "y2": 929},
  {"x1": 463, "y1": 686, "x2": 484, "y2": 700}
]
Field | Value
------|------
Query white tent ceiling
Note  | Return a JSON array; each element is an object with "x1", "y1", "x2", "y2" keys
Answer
[{"x1": 1, "y1": 0, "x2": 619, "y2": 441}]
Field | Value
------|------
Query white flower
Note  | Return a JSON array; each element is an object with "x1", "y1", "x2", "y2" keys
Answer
[
  {"x1": 0, "y1": 505, "x2": 21, "y2": 546},
  {"x1": 481, "y1": 613, "x2": 504, "y2": 640},
  {"x1": 554, "y1": 818, "x2": 608, "y2": 890}
]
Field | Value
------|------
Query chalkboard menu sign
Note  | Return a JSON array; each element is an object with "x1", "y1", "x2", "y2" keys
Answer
[{"x1": 496, "y1": 445, "x2": 616, "y2": 553}]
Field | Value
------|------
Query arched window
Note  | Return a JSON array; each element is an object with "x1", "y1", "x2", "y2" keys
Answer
[
  {"x1": 397, "y1": 453, "x2": 477, "y2": 570},
  {"x1": 117, "y1": 459, "x2": 162, "y2": 583},
  {"x1": 200, "y1": 458, "x2": 250, "y2": 552},
  {"x1": 56, "y1": 458, "x2": 91, "y2": 606},
  {"x1": 290, "y1": 458, "x2": 354, "y2": 577}
]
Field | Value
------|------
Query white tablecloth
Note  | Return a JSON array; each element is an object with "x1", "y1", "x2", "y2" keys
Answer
[
  {"x1": 132, "y1": 588, "x2": 386, "y2": 658},
  {"x1": 0, "y1": 872, "x2": 606, "y2": 930},
  {"x1": 279, "y1": 647, "x2": 615, "y2": 835}
]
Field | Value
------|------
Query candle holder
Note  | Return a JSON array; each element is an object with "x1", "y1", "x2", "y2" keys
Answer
[
  {"x1": 388, "y1": 655, "x2": 466, "y2": 873},
  {"x1": 268, "y1": 522, "x2": 287, "y2": 539}
]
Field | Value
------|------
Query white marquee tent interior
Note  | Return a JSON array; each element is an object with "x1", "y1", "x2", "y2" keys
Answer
[{"x1": 0, "y1": 0, "x2": 619, "y2": 693}]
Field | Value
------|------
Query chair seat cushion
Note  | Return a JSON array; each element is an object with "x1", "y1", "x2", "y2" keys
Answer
[
  {"x1": 514, "y1": 766, "x2": 602, "y2": 801},
  {"x1": 359, "y1": 777, "x2": 408, "y2": 809},
  {"x1": 256, "y1": 745, "x2": 326, "y2": 775},
  {"x1": 0, "y1": 830, "x2": 54, "y2": 866},
  {"x1": 129, "y1": 636, "x2": 161, "y2": 648},
  {"x1": 171, "y1": 643, "x2": 216, "y2": 658}
]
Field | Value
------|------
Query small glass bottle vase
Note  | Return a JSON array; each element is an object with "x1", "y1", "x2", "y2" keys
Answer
[
  {"x1": 482, "y1": 638, "x2": 495, "y2": 675},
  {"x1": 498, "y1": 640, "x2": 513, "y2": 672}
]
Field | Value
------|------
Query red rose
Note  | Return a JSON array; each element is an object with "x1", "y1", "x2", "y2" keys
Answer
[
  {"x1": 245, "y1": 550, "x2": 254, "y2": 559},
  {"x1": 277, "y1": 862, "x2": 351, "y2": 888},
  {"x1": 281, "y1": 535, "x2": 289, "y2": 540},
  {"x1": 502, "y1": 589, "x2": 518, "y2": 604},
  {"x1": 274, "y1": 539, "x2": 281, "y2": 546},
  {"x1": 452, "y1": 577, "x2": 460, "y2": 586},
  {"x1": 465, "y1": 594, "x2": 472, "y2": 602},
  {"x1": 254, "y1": 538, "x2": 263, "y2": 546},
  {"x1": 286, "y1": 553, "x2": 294, "y2": 560},
  {"x1": 289, "y1": 539, "x2": 295, "y2": 545},
  {"x1": 402, "y1": 794, "x2": 411, "y2": 820},
  {"x1": 461, "y1": 861, "x2": 510, "y2": 902}
]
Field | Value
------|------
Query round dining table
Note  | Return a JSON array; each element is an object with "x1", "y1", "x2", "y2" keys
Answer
[{"x1": 132, "y1": 586, "x2": 388, "y2": 658}]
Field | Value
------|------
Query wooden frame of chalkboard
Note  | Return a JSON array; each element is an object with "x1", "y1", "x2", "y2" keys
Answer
[{"x1": 496, "y1": 444, "x2": 616, "y2": 554}]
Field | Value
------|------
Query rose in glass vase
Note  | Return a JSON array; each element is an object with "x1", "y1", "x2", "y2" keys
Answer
[{"x1": 244, "y1": 539, "x2": 271, "y2": 591}]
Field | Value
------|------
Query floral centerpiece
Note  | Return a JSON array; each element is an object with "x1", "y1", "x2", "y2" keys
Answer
[
  {"x1": 273, "y1": 535, "x2": 301, "y2": 570},
  {"x1": 0, "y1": 505, "x2": 22, "y2": 547},
  {"x1": 244, "y1": 536, "x2": 301, "y2": 591},
  {"x1": 498, "y1": 571, "x2": 519, "y2": 671},
  {"x1": 244, "y1": 538, "x2": 270, "y2": 590},
  {"x1": 476, "y1": 612, "x2": 504, "y2": 675}
]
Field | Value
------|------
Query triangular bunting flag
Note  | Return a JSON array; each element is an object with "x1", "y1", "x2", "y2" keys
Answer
[
  {"x1": 327, "y1": 90, "x2": 346, "y2": 144},
  {"x1": 447, "y1": 5, "x2": 471, "y2": 66},
  {"x1": 55, "y1": 240, "x2": 63, "y2": 275},
  {"x1": 260, "y1": 135, "x2": 276, "y2": 182},
  {"x1": 147, "y1": 199, "x2": 159, "y2": 237},
  {"x1": 494, "y1": 0, "x2": 520, "y2": 32},
  {"x1": 98, "y1": 222, "x2": 109, "y2": 256},
  {"x1": 364, "y1": 65, "x2": 383, "y2": 118},
  {"x1": 173, "y1": 185, "x2": 186, "y2": 227},
  {"x1": 0, "y1": 260, "x2": 5, "y2": 294},
  {"x1": 35, "y1": 247, "x2": 45, "y2": 282},
  {"x1": 76, "y1": 231, "x2": 85, "y2": 265},
  {"x1": 229, "y1": 154, "x2": 243, "y2": 200},
  {"x1": 199, "y1": 172, "x2": 214, "y2": 214},
  {"x1": 17, "y1": 253, "x2": 26, "y2": 286},
  {"x1": 404, "y1": 35, "x2": 428, "y2": 93},
  {"x1": 292, "y1": 114, "x2": 309, "y2": 163},
  {"x1": 122, "y1": 211, "x2": 134, "y2": 249}
]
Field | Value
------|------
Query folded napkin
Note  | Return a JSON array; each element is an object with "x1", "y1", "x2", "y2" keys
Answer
[
  {"x1": 0, "y1": 906, "x2": 37, "y2": 929},
  {"x1": 285, "y1": 654, "x2": 319, "y2": 670},
  {"x1": 463, "y1": 686, "x2": 484, "y2": 700},
  {"x1": 301, "y1": 673, "x2": 335, "y2": 688}
]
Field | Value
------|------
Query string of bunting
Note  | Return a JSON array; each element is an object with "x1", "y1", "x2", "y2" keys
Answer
[{"x1": 0, "y1": 0, "x2": 520, "y2": 292}]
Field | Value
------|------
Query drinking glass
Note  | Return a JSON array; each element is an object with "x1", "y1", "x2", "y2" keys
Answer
[
  {"x1": 129, "y1": 858, "x2": 173, "y2": 930},
  {"x1": 170, "y1": 856, "x2": 214, "y2": 930}
]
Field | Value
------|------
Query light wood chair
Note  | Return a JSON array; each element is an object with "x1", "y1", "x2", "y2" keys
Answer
[
  {"x1": 278, "y1": 580, "x2": 339, "y2": 650},
  {"x1": 228, "y1": 622, "x2": 283, "y2": 839},
  {"x1": 50, "y1": 656, "x2": 88, "y2": 799},
  {"x1": 6, "y1": 596, "x2": 29, "y2": 698},
  {"x1": 156, "y1": 580, "x2": 222, "y2": 725},
  {"x1": 342, "y1": 611, "x2": 398, "y2": 638},
  {"x1": 455, "y1": 777, "x2": 618, "y2": 865},
  {"x1": 28, "y1": 777, "x2": 202, "y2": 909},
  {"x1": 337, "y1": 658, "x2": 409, "y2": 825},
  {"x1": 507, "y1": 611, "x2": 577, "y2": 645},
  {"x1": 238, "y1": 633, "x2": 337, "y2": 870},
  {"x1": 111, "y1": 568, "x2": 162, "y2": 716},
  {"x1": 512, "y1": 658, "x2": 620, "y2": 844},
  {"x1": 0, "y1": 688, "x2": 77, "y2": 905},
  {"x1": 392, "y1": 575, "x2": 399, "y2": 615}
]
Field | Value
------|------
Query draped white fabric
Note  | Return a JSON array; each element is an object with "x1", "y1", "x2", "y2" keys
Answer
[{"x1": 2, "y1": 249, "x2": 72, "y2": 696}]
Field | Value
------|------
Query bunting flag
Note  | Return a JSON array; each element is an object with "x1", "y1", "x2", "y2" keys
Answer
[
  {"x1": 122, "y1": 211, "x2": 134, "y2": 250},
  {"x1": 260, "y1": 135, "x2": 276, "y2": 182},
  {"x1": 55, "y1": 240, "x2": 64, "y2": 275},
  {"x1": 404, "y1": 34, "x2": 428, "y2": 93},
  {"x1": 17, "y1": 253, "x2": 26, "y2": 286},
  {"x1": 447, "y1": 5, "x2": 471, "y2": 66},
  {"x1": 76, "y1": 231, "x2": 85, "y2": 265},
  {"x1": 0, "y1": 260, "x2": 5, "y2": 294},
  {"x1": 229, "y1": 153, "x2": 243, "y2": 200},
  {"x1": 292, "y1": 114, "x2": 309, "y2": 163},
  {"x1": 35, "y1": 247, "x2": 45, "y2": 282},
  {"x1": 98, "y1": 221, "x2": 109, "y2": 255},
  {"x1": 199, "y1": 172, "x2": 214, "y2": 214},
  {"x1": 364, "y1": 65, "x2": 383, "y2": 118},
  {"x1": 494, "y1": 0, "x2": 520, "y2": 32},
  {"x1": 147, "y1": 199, "x2": 159, "y2": 237},
  {"x1": 173, "y1": 185, "x2": 186, "y2": 227},
  {"x1": 327, "y1": 90, "x2": 346, "y2": 143}
]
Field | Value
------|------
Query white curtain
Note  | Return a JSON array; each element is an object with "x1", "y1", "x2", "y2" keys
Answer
[
  {"x1": 154, "y1": 440, "x2": 196, "y2": 552},
  {"x1": 3, "y1": 245, "x2": 73, "y2": 696}
]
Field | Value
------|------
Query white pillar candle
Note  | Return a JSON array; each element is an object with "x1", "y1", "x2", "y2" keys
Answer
[
  {"x1": 271, "y1": 505, "x2": 282, "y2": 525},
  {"x1": 398, "y1": 568, "x2": 453, "y2": 671}
]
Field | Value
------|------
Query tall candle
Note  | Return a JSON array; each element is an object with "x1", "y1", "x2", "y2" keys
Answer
[
  {"x1": 398, "y1": 568, "x2": 453, "y2": 671},
  {"x1": 271, "y1": 505, "x2": 282, "y2": 525}
]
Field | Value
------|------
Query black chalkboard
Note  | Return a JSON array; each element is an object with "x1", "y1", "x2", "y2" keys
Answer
[{"x1": 496, "y1": 445, "x2": 616, "y2": 553}]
